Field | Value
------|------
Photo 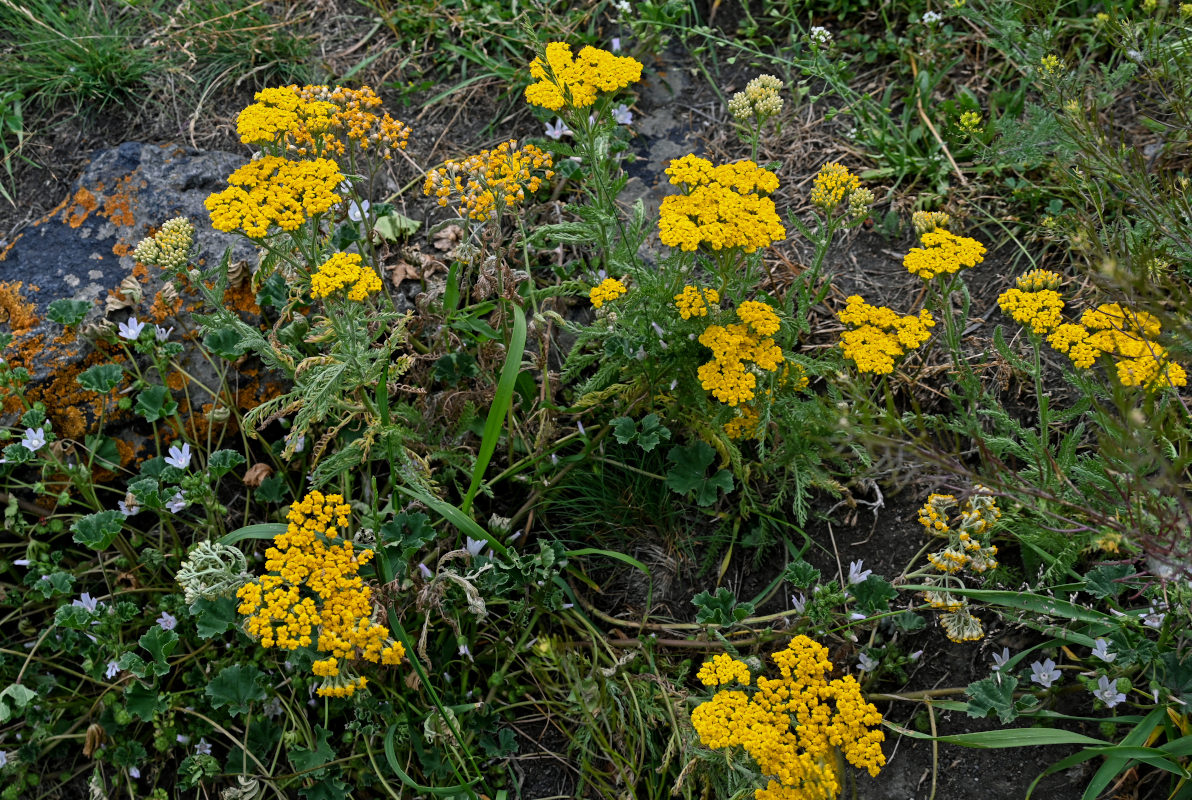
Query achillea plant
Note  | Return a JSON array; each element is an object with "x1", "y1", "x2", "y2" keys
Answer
[
  {"x1": 524, "y1": 42, "x2": 643, "y2": 111},
  {"x1": 658, "y1": 155, "x2": 785, "y2": 256},
  {"x1": 996, "y1": 270, "x2": 1065, "y2": 335},
  {"x1": 903, "y1": 229, "x2": 986, "y2": 280},
  {"x1": 204, "y1": 155, "x2": 344, "y2": 238},
  {"x1": 836, "y1": 296, "x2": 934, "y2": 375},
  {"x1": 673, "y1": 285, "x2": 720, "y2": 319},
  {"x1": 423, "y1": 140, "x2": 554, "y2": 223},
  {"x1": 695, "y1": 299, "x2": 784, "y2": 406},
  {"x1": 236, "y1": 490, "x2": 405, "y2": 698},
  {"x1": 914, "y1": 488, "x2": 1000, "y2": 643},
  {"x1": 589, "y1": 277, "x2": 627, "y2": 309},
  {"x1": 691, "y1": 636, "x2": 885, "y2": 800},
  {"x1": 310, "y1": 252, "x2": 383, "y2": 301}
]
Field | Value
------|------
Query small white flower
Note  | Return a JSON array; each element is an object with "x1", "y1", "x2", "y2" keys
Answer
[
  {"x1": 921, "y1": 10, "x2": 942, "y2": 24},
  {"x1": 576, "y1": 420, "x2": 586, "y2": 436},
  {"x1": 1093, "y1": 675, "x2": 1127, "y2": 708},
  {"x1": 13, "y1": 559, "x2": 29, "y2": 567},
  {"x1": 154, "y1": 325, "x2": 173, "y2": 342},
  {"x1": 857, "y1": 652, "x2": 879, "y2": 672},
  {"x1": 809, "y1": 26, "x2": 832, "y2": 46},
  {"x1": 465, "y1": 537, "x2": 485, "y2": 557},
  {"x1": 459, "y1": 643, "x2": 473, "y2": 661},
  {"x1": 544, "y1": 119, "x2": 572, "y2": 140},
  {"x1": 1091, "y1": 638, "x2": 1116, "y2": 662},
  {"x1": 347, "y1": 199, "x2": 371, "y2": 222},
  {"x1": 165, "y1": 442, "x2": 192, "y2": 470},
  {"x1": 128, "y1": 766, "x2": 140, "y2": 779},
  {"x1": 611, "y1": 37, "x2": 622, "y2": 52},
  {"x1": 118, "y1": 317, "x2": 146, "y2": 341},
  {"x1": 20, "y1": 427, "x2": 46, "y2": 453},
  {"x1": 0, "y1": 750, "x2": 7, "y2": 768},
  {"x1": 615, "y1": 0, "x2": 630, "y2": 13},
  {"x1": 73, "y1": 593, "x2": 101, "y2": 613},
  {"x1": 909, "y1": 650, "x2": 923, "y2": 661},
  {"x1": 1142, "y1": 606, "x2": 1166, "y2": 629},
  {"x1": 156, "y1": 611, "x2": 177, "y2": 631},
  {"x1": 651, "y1": 321, "x2": 665, "y2": 338},
  {"x1": 166, "y1": 491, "x2": 187, "y2": 514},
  {"x1": 991, "y1": 646, "x2": 1011, "y2": 671},
  {"x1": 105, "y1": 660, "x2": 120, "y2": 679},
  {"x1": 263, "y1": 697, "x2": 283, "y2": 718},
  {"x1": 849, "y1": 611, "x2": 867, "y2": 621},
  {"x1": 176, "y1": 734, "x2": 190, "y2": 745},
  {"x1": 418, "y1": 562, "x2": 433, "y2": 579},
  {"x1": 1030, "y1": 658, "x2": 1061, "y2": 688},
  {"x1": 194, "y1": 737, "x2": 212, "y2": 756},
  {"x1": 118, "y1": 498, "x2": 139, "y2": 518},
  {"x1": 847, "y1": 560, "x2": 872, "y2": 585},
  {"x1": 613, "y1": 104, "x2": 634, "y2": 125}
]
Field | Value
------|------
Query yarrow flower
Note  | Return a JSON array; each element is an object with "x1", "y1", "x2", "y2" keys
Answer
[
  {"x1": 423, "y1": 140, "x2": 554, "y2": 222},
  {"x1": 133, "y1": 217, "x2": 195, "y2": 273},
  {"x1": 589, "y1": 277, "x2": 627, "y2": 309},
  {"x1": 911, "y1": 210, "x2": 950, "y2": 236},
  {"x1": 673, "y1": 285, "x2": 720, "y2": 319},
  {"x1": 658, "y1": 155, "x2": 785, "y2": 253},
  {"x1": 697, "y1": 653, "x2": 752, "y2": 687},
  {"x1": 206, "y1": 156, "x2": 344, "y2": 238},
  {"x1": 309, "y1": 252, "x2": 382, "y2": 302},
  {"x1": 236, "y1": 84, "x2": 411, "y2": 159},
  {"x1": 810, "y1": 162, "x2": 862, "y2": 214},
  {"x1": 1045, "y1": 302, "x2": 1187, "y2": 389},
  {"x1": 728, "y1": 74, "x2": 784, "y2": 122},
  {"x1": 903, "y1": 229, "x2": 986, "y2": 280},
  {"x1": 837, "y1": 295, "x2": 935, "y2": 375},
  {"x1": 997, "y1": 281, "x2": 1064, "y2": 335},
  {"x1": 917, "y1": 488, "x2": 1000, "y2": 642},
  {"x1": 236, "y1": 490, "x2": 405, "y2": 698},
  {"x1": 695, "y1": 300, "x2": 784, "y2": 406},
  {"x1": 524, "y1": 42, "x2": 643, "y2": 111},
  {"x1": 691, "y1": 636, "x2": 885, "y2": 800}
]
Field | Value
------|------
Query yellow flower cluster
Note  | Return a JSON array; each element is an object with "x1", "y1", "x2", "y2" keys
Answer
[
  {"x1": 1015, "y1": 269, "x2": 1062, "y2": 292},
  {"x1": 310, "y1": 252, "x2": 382, "y2": 301},
  {"x1": 997, "y1": 287, "x2": 1064, "y2": 335},
  {"x1": 423, "y1": 140, "x2": 554, "y2": 222},
  {"x1": 237, "y1": 85, "x2": 412, "y2": 159},
  {"x1": 1038, "y1": 301, "x2": 1188, "y2": 389},
  {"x1": 658, "y1": 155, "x2": 786, "y2": 253},
  {"x1": 724, "y1": 405, "x2": 762, "y2": 440},
  {"x1": 696, "y1": 301, "x2": 784, "y2": 406},
  {"x1": 691, "y1": 636, "x2": 885, "y2": 800},
  {"x1": 697, "y1": 653, "x2": 752, "y2": 686},
  {"x1": 589, "y1": 277, "x2": 627, "y2": 309},
  {"x1": 236, "y1": 490, "x2": 405, "y2": 698},
  {"x1": 674, "y1": 285, "x2": 720, "y2": 319},
  {"x1": 810, "y1": 162, "x2": 861, "y2": 213},
  {"x1": 206, "y1": 156, "x2": 343, "y2": 238},
  {"x1": 524, "y1": 42, "x2": 643, "y2": 111},
  {"x1": 903, "y1": 229, "x2": 987, "y2": 280},
  {"x1": 916, "y1": 488, "x2": 1000, "y2": 643},
  {"x1": 837, "y1": 296, "x2": 934, "y2": 375}
]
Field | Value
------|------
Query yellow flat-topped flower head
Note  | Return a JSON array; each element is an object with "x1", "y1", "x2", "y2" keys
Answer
[
  {"x1": 837, "y1": 295, "x2": 934, "y2": 374},
  {"x1": 423, "y1": 140, "x2": 554, "y2": 222},
  {"x1": 310, "y1": 252, "x2": 382, "y2": 301},
  {"x1": 659, "y1": 156, "x2": 785, "y2": 253},
  {"x1": 589, "y1": 277, "x2": 627, "y2": 309},
  {"x1": 205, "y1": 156, "x2": 343, "y2": 238},
  {"x1": 903, "y1": 229, "x2": 986, "y2": 280},
  {"x1": 525, "y1": 42, "x2": 642, "y2": 111}
]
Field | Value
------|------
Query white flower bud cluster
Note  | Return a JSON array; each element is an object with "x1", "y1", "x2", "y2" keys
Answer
[
  {"x1": 132, "y1": 216, "x2": 195, "y2": 273},
  {"x1": 728, "y1": 74, "x2": 784, "y2": 122}
]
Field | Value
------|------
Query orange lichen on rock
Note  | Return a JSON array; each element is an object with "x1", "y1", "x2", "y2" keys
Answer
[
  {"x1": 101, "y1": 176, "x2": 138, "y2": 228},
  {"x1": 223, "y1": 279, "x2": 261, "y2": 317},
  {"x1": 114, "y1": 242, "x2": 132, "y2": 258},
  {"x1": 150, "y1": 289, "x2": 184, "y2": 323},
  {"x1": 66, "y1": 188, "x2": 99, "y2": 228},
  {"x1": 0, "y1": 281, "x2": 40, "y2": 331}
]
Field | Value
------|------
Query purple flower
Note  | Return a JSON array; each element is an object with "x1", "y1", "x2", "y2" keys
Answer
[
  {"x1": 154, "y1": 325, "x2": 172, "y2": 342},
  {"x1": 544, "y1": 119, "x2": 572, "y2": 140},
  {"x1": 156, "y1": 611, "x2": 177, "y2": 631},
  {"x1": 1029, "y1": 658, "x2": 1060, "y2": 688},
  {"x1": 118, "y1": 317, "x2": 146, "y2": 341},
  {"x1": 194, "y1": 737, "x2": 212, "y2": 756},
  {"x1": 847, "y1": 560, "x2": 872, "y2": 585},
  {"x1": 72, "y1": 593, "x2": 101, "y2": 613},
  {"x1": 128, "y1": 766, "x2": 140, "y2": 779},
  {"x1": 105, "y1": 660, "x2": 120, "y2": 679},
  {"x1": 856, "y1": 652, "x2": 878, "y2": 672},
  {"x1": 791, "y1": 593, "x2": 806, "y2": 614},
  {"x1": 1093, "y1": 675, "x2": 1127, "y2": 708},
  {"x1": 165, "y1": 442, "x2": 192, "y2": 470},
  {"x1": 613, "y1": 104, "x2": 634, "y2": 125},
  {"x1": 991, "y1": 646, "x2": 1011, "y2": 671},
  {"x1": 20, "y1": 427, "x2": 46, "y2": 453},
  {"x1": 1091, "y1": 638, "x2": 1116, "y2": 662},
  {"x1": 418, "y1": 562, "x2": 432, "y2": 579},
  {"x1": 118, "y1": 498, "x2": 139, "y2": 518},
  {"x1": 347, "y1": 199, "x2": 371, "y2": 223},
  {"x1": 166, "y1": 491, "x2": 187, "y2": 514},
  {"x1": 611, "y1": 37, "x2": 622, "y2": 52}
]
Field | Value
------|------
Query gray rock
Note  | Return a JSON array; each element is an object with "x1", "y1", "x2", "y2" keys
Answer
[{"x1": 0, "y1": 141, "x2": 256, "y2": 315}]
